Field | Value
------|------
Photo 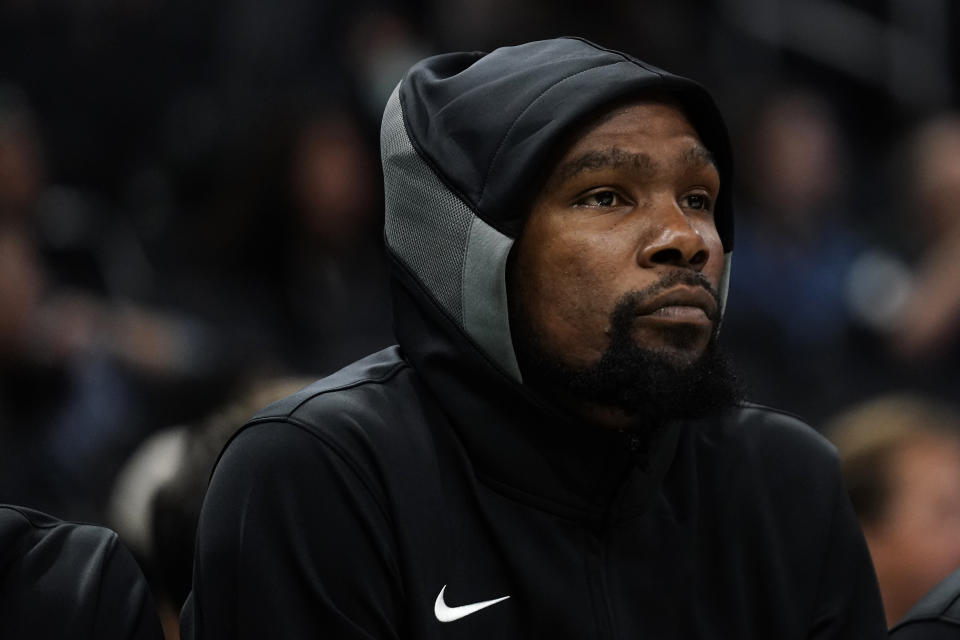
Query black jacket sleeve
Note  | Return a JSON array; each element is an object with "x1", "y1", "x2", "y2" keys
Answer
[
  {"x1": 807, "y1": 474, "x2": 888, "y2": 639},
  {"x1": 888, "y1": 623, "x2": 960, "y2": 640},
  {"x1": 0, "y1": 504, "x2": 163, "y2": 639},
  {"x1": 182, "y1": 420, "x2": 405, "y2": 639},
  {"x1": 93, "y1": 531, "x2": 165, "y2": 639},
  {"x1": 887, "y1": 565, "x2": 960, "y2": 638}
]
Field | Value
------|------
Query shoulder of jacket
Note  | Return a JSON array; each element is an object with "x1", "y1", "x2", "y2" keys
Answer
[
  {"x1": 0, "y1": 504, "x2": 121, "y2": 548},
  {"x1": 217, "y1": 346, "x2": 431, "y2": 475},
  {"x1": 0, "y1": 504, "x2": 123, "y2": 594},
  {"x1": 251, "y1": 346, "x2": 411, "y2": 422},
  {"x1": 892, "y1": 568, "x2": 960, "y2": 632},
  {"x1": 0, "y1": 504, "x2": 61, "y2": 532},
  {"x1": 709, "y1": 402, "x2": 837, "y2": 463}
]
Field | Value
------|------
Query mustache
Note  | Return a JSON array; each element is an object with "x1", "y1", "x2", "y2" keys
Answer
[{"x1": 613, "y1": 270, "x2": 722, "y2": 324}]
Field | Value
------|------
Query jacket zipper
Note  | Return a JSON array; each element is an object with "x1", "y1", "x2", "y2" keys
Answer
[
  {"x1": 588, "y1": 489, "x2": 625, "y2": 639},
  {"x1": 587, "y1": 531, "x2": 616, "y2": 639},
  {"x1": 589, "y1": 434, "x2": 641, "y2": 638}
]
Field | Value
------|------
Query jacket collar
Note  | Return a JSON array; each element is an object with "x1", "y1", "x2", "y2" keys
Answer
[{"x1": 392, "y1": 271, "x2": 682, "y2": 524}]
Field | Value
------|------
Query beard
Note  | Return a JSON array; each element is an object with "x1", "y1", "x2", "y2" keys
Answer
[{"x1": 511, "y1": 271, "x2": 744, "y2": 429}]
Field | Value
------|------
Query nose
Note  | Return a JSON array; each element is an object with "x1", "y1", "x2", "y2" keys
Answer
[{"x1": 637, "y1": 205, "x2": 710, "y2": 270}]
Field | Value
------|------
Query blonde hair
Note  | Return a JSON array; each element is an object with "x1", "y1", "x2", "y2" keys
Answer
[{"x1": 827, "y1": 394, "x2": 960, "y2": 525}]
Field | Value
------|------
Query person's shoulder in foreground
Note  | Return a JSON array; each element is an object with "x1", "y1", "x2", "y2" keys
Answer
[
  {"x1": 0, "y1": 504, "x2": 163, "y2": 639},
  {"x1": 183, "y1": 36, "x2": 886, "y2": 638},
  {"x1": 889, "y1": 567, "x2": 960, "y2": 639}
]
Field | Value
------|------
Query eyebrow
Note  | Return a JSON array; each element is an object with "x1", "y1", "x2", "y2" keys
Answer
[
  {"x1": 550, "y1": 144, "x2": 717, "y2": 186},
  {"x1": 681, "y1": 145, "x2": 717, "y2": 170}
]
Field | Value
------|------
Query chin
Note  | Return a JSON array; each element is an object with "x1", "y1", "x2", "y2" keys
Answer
[
  {"x1": 637, "y1": 327, "x2": 712, "y2": 366},
  {"x1": 652, "y1": 347, "x2": 705, "y2": 370}
]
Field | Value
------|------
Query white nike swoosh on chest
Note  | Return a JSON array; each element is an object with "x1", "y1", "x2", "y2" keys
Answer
[{"x1": 433, "y1": 584, "x2": 510, "y2": 622}]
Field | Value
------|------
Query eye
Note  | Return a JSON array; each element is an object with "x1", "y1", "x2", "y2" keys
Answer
[
  {"x1": 574, "y1": 190, "x2": 623, "y2": 208},
  {"x1": 681, "y1": 193, "x2": 714, "y2": 211}
]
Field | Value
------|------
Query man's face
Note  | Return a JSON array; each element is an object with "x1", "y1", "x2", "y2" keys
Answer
[
  {"x1": 513, "y1": 101, "x2": 724, "y2": 364},
  {"x1": 509, "y1": 101, "x2": 733, "y2": 428},
  {"x1": 866, "y1": 437, "x2": 960, "y2": 626}
]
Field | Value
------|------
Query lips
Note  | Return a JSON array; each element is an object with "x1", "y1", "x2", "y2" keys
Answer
[{"x1": 635, "y1": 286, "x2": 719, "y2": 322}]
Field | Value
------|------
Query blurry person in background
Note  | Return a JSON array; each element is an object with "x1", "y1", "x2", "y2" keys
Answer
[
  {"x1": 0, "y1": 85, "x2": 234, "y2": 523},
  {"x1": 722, "y1": 87, "x2": 875, "y2": 423},
  {"x1": 106, "y1": 377, "x2": 312, "y2": 640},
  {"x1": 888, "y1": 114, "x2": 960, "y2": 363},
  {"x1": 0, "y1": 226, "x2": 41, "y2": 363},
  {"x1": 0, "y1": 86, "x2": 43, "y2": 224},
  {"x1": 276, "y1": 104, "x2": 394, "y2": 373},
  {"x1": 890, "y1": 566, "x2": 960, "y2": 638},
  {"x1": 0, "y1": 5, "x2": 413, "y2": 526},
  {"x1": 828, "y1": 395, "x2": 960, "y2": 627},
  {"x1": 345, "y1": 8, "x2": 431, "y2": 122},
  {"x1": 190, "y1": 98, "x2": 396, "y2": 377},
  {"x1": 837, "y1": 112, "x2": 960, "y2": 413},
  {"x1": 0, "y1": 86, "x2": 44, "y2": 363}
]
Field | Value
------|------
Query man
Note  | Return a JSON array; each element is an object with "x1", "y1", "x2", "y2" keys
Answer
[
  {"x1": 827, "y1": 395, "x2": 960, "y2": 635},
  {"x1": 0, "y1": 504, "x2": 162, "y2": 638},
  {"x1": 182, "y1": 37, "x2": 886, "y2": 638}
]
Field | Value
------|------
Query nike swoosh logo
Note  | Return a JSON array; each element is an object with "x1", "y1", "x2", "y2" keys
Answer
[{"x1": 434, "y1": 584, "x2": 510, "y2": 622}]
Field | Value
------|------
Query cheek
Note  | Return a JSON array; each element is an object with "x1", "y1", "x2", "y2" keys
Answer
[
  {"x1": 517, "y1": 231, "x2": 622, "y2": 360},
  {"x1": 882, "y1": 483, "x2": 960, "y2": 577},
  {"x1": 698, "y1": 225, "x2": 727, "y2": 287}
]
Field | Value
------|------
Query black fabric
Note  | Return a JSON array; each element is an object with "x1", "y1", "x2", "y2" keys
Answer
[
  {"x1": 891, "y1": 625, "x2": 960, "y2": 640},
  {"x1": 0, "y1": 504, "x2": 163, "y2": 639},
  {"x1": 889, "y1": 567, "x2": 960, "y2": 638},
  {"x1": 182, "y1": 346, "x2": 885, "y2": 639},
  {"x1": 399, "y1": 37, "x2": 735, "y2": 248}
]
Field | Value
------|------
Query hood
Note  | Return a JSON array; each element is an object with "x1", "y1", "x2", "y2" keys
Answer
[
  {"x1": 381, "y1": 37, "x2": 735, "y2": 385},
  {"x1": 380, "y1": 37, "x2": 737, "y2": 516}
]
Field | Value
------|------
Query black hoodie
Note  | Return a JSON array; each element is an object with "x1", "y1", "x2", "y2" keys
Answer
[
  {"x1": 182, "y1": 37, "x2": 886, "y2": 639},
  {"x1": 0, "y1": 505, "x2": 162, "y2": 639}
]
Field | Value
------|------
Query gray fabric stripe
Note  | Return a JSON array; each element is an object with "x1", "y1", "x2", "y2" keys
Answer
[
  {"x1": 382, "y1": 85, "x2": 472, "y2": 323},
  {"x1": 381, "y1": 84, "x2": 522, "y2": 380},
  {"x1": 719, "y1": 252, "x2": 732, "y2": 316},
  {"x1": 462, "y1": 217, "x2": 521, "y2": 381}
]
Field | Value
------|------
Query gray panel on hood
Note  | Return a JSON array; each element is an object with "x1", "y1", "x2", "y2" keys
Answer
[
  {"x1": 382, "y1": 86, "x2": 472, "y2": 323},
  {"x1": 462, "y1": 216, "x2": 520, "y2": 380},
  {"x1": 382, "y1": 85, "x2": 522, "y2": 381}
]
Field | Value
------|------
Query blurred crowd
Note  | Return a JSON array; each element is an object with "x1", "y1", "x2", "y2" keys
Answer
[{"x1": 0, "y1": 0, "x2": 959, "y2": 635}]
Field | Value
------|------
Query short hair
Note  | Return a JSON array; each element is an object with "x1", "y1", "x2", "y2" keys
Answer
[
  {"x1": 149, "y1": 376, "x2": 313, "y2": 610},
  {"x1": 827, "y1": 394, "x2": 960, "y2": 527}
]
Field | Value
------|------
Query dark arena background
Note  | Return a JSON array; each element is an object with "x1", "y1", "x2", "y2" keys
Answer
[{"x1": 0, "y1": 1, "x2": 958, "y2": 635}]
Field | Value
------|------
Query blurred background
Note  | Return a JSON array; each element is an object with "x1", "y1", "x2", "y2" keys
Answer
[{"x1": 0, "y1": 0, "x2": 958, "y2": 634}]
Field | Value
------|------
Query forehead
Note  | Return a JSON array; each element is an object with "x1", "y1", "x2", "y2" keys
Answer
[
  {"x1": 565, "y1": 101, "x2": 702, "y2": 156},
  {"x1": 545, "y1": 101, "x2": 715, "y2": 185}
]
